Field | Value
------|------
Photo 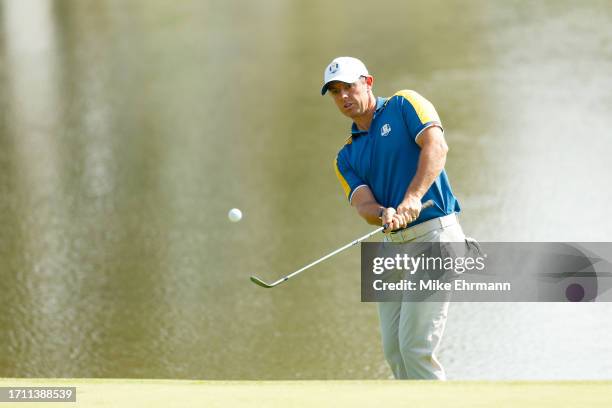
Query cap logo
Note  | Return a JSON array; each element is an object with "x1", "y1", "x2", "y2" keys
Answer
[{"x1": 328, "y1": 63, "x2": 339, "y2": 74}]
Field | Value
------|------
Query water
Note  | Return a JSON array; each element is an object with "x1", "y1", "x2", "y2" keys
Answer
[{"x1": 1, "y1": 0, "x2": 611, "y2": 379}]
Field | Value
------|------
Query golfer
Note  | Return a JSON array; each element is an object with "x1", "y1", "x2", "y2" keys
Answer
[{"x1": 323, "y1": 56, "x2": 466, "y2": 380}]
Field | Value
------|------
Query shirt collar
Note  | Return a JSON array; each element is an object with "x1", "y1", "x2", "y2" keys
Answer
[{"x1": 350, "y1": 97, "x2": 388, "y2": 135}]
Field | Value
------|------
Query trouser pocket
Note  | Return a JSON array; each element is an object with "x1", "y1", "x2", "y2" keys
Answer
[{"x1": 464, "y1": 236, "x2": 483, "y2": 258}]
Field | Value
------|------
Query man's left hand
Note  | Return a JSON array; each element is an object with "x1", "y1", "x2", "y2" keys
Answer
[{"x1": 396, "y1": 195, "x2": 422, "y2": 224}]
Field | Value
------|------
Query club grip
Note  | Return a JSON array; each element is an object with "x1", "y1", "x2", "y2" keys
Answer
[{"x1": 382, "y1": 199, "x2": 435, "y2": 231}]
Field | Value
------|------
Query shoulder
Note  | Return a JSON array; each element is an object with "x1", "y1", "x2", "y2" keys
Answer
[
  {"x1": 389, "y1": 89, "x2": 440, "y2": 123},
  {"x1": 336, "y1": 135, "x2": 354, "y2": 156},
  {"x1": 389, "y1": 89, "x2": 433, "y2": 106},
  {"x1": 334, "y1": 137, "x2": 352, "y2": 170}
]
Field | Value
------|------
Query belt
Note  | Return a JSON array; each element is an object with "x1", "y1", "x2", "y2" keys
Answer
[{"x1": 387, "y1": 213, "x2": 458, "y2": 243}]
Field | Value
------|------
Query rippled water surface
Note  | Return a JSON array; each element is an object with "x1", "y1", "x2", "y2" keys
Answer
[{"x1": 1, "y1": 0, "x2": 612, "y2": 379}]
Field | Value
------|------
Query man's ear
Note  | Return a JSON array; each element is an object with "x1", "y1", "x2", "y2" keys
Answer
[{"x1": 365, "y1": 75, "x2": 374, "y2": 88}]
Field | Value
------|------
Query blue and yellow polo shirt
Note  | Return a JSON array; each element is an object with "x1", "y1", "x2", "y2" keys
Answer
[{"x1": 334, "y1": 90, "x2": 461, "y2": 226}]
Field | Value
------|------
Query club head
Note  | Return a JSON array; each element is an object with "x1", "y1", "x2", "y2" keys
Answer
[{"x1": 250, "y1": 276, "x2": 274, "y2": 288}]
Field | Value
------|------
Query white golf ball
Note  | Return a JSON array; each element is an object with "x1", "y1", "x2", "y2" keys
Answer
[{"x1": 228, "y1": 208, "x2": 242, "y2": 222}]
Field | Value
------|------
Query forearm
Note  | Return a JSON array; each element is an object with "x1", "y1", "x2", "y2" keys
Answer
[
  {"x1": 350, "y1": 186, "x2": 385, "y2": 226},
  {"x1": 404, "y1": 135, "x2": 448, "y2": 201},
  {"x1": 355, "y1": 200, "x2": 385, "y2": 226}
]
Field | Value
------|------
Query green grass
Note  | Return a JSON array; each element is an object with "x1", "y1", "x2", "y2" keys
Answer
[{"x1": 1, "y1": 378, "x2": 610, "y2": 407}]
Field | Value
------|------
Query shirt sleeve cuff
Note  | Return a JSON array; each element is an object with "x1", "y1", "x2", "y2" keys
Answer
[
  {"x1": 415, "y1": 122, "x2": 444, "y2": 143},
  {"x1": 348, "y1": 184, "x2": 368, "y2": 204}
]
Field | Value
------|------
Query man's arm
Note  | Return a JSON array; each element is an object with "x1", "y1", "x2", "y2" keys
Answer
[
  {"x1": 351, "y1": 186, "x2": 408, "y2": 232},
  {"x1": 397, "y1": 126, "x2": 448, "y2": 221}
]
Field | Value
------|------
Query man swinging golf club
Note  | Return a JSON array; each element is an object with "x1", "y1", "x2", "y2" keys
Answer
[{"x1": 324, "y1": 56, "x2": 466, "y2": 380}]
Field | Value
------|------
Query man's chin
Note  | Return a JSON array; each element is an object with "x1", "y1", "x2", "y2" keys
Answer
[{"x1": 343, "y1": 109, "x2": 360, "y2": 119}]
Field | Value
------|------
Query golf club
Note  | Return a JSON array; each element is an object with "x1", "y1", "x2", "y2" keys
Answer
[{"x1": 250, "y1": 200, "x2": 434, "y2": 288}]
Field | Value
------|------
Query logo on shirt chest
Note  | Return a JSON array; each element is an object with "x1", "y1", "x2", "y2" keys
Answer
[{"x1": 380, "y1": 123, "x2": 392, "y2": 137}]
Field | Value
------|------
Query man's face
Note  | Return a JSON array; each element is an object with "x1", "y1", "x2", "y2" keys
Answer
[{"x1": 327, "y1": 76, "x2": 373, "y2": 119}]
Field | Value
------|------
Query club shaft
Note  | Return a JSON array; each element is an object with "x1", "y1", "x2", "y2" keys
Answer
[
  {"x1": 254, "y1": 199, "x2": 434, "y2": 287},
  {"x1": 267, "y1": 226, "x2": 384, "y2": 286}
]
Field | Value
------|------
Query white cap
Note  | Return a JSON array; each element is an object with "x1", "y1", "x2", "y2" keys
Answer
[{"x1": 321, "y1": 56, "x2": 369, "y2": 95}]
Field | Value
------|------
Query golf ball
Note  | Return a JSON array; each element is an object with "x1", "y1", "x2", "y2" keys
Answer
[{"x1": 228, "y1": 208, "x2": 242, "y2": 222}]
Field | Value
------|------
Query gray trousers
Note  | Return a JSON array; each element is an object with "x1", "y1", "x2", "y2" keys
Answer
[{"x1": 378, "y1": 221, "x2": 466, "y2": 380}]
